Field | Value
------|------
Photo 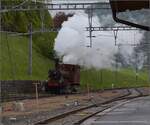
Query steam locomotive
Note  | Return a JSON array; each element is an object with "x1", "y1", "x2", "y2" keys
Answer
[{"x1": 45, "y1": 59, "x2": 80, "y2": 94}]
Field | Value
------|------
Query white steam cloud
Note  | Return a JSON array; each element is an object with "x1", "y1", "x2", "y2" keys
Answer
[{"x1": 54, "y1": 12, "x2": 143, "y2": 69}]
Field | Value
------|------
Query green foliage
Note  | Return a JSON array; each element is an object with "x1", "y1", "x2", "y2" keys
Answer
[
  {"x1": 1, "y1": 0, "x2": 53, "y2": 32},
  {"x1": 33, "y1": 32, "x2": 57, "y2": 59},
  {"x1": 1, "y1": 10, "x2": 53, "y2": 32}
]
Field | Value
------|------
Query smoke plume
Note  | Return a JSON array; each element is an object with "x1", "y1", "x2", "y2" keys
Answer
[{"x1": 54, "y1": 12, "x2": 143, "y2": 69}]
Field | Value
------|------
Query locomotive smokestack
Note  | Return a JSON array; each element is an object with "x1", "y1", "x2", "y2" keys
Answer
[{"x1": 55, "y1": 58, "x2": 59, "y2": 70}]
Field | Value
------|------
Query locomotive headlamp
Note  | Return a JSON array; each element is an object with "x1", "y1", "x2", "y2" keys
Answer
[{"x1": 109, "y1": 0, "x2": 150, "y2": 31}]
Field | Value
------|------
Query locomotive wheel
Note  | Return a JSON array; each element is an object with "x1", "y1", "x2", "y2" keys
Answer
[
  {"x1": 64, "y1": 85, "x2": 72, "y2": 94},
  {"x1": 63, "y1": 85, "x2": 80, "y2": 94},
  {"x1": 71, "y1": 85, "x2": 80, "y2": 93}
]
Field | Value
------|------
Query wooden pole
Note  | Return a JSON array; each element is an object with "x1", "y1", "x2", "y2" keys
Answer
[
  {"x1": 87, "y1": 83, "x2": 90, "y2": 99},
  {"x1": 33, "y1": 83, "x2": 39, "y2": 111}
]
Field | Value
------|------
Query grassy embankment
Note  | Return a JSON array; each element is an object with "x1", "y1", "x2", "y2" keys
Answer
[
  {"x1": 0, "y1": 33, "x2": 56, "y2": 80},
  {"x1": 81, "y1": 68, "x2": 149, "y2": 90},
  {"x1": 0, "y1": 0, "x2": 57, "y2": 80}
]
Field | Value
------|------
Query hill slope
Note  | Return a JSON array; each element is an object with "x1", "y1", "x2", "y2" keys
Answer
[
  {"x1": 81, "y1": 68, "x2": 149, "y2": 90},
  {"x1": 1, "y1": 0, "x2": 57, "y2": 80},
  {"x1": 0, "y1": 33, "x2": 55, "y2": 80}
]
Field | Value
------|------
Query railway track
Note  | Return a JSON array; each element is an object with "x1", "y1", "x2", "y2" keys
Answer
[
  {"x1": 33, "y1": 88, "x2": 148, "y2": 125},
  {"x1": 74, "y1": 88, "x2": 148, "y2": 125}
]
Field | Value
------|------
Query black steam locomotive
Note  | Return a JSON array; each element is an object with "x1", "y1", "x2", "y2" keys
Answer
[{"x1": 45, "y1": 60, "x2": 80, "y2": 94}]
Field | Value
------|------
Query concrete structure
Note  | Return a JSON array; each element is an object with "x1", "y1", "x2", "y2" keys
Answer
[{"x1": 83, "y1": 96, "x2": 150, "y2": 125}]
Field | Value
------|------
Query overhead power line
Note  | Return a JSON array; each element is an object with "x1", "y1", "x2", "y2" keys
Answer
[
  {"x1": 86, "y1": 26, "x2": 139, "y2": 31},
  {"x1": 1, "y1": 2, "x2": 110, "y2": 12},
  {"x1": 0, "y1": 25, "x2": 140, "y2": 36}
]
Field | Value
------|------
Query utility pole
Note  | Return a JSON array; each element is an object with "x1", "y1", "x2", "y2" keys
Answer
[
  {"x1": 100, "y1": 70, "x2": 103, "y2": 89},
  {"x1": 135, "y1": 48, "x2": 138, "y2": 84},
  {"x1": 40, "y1": 10, "x2": 44, "y2": 32},
  {"x1": 113, "y1": 30, "x2": 118, "y2": 46},
  {"x1": 0, "y1": 0, "x2": 2, "y2": 110},
  {"x1": 87, "y1": 8, "x2": 94, "y2": 48},
  {"x1": 115, "y1": 51, "x2": 118, "y2": 84},
  {"x1": 115, "y1": 45, "x2": 121, "y2": 84},
  {"x1": 28, "y1": 23, "x2": 32, "y2": 76},
  {"x1": 148, "y1": 32, "x2": 150, "y2": 82}
]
